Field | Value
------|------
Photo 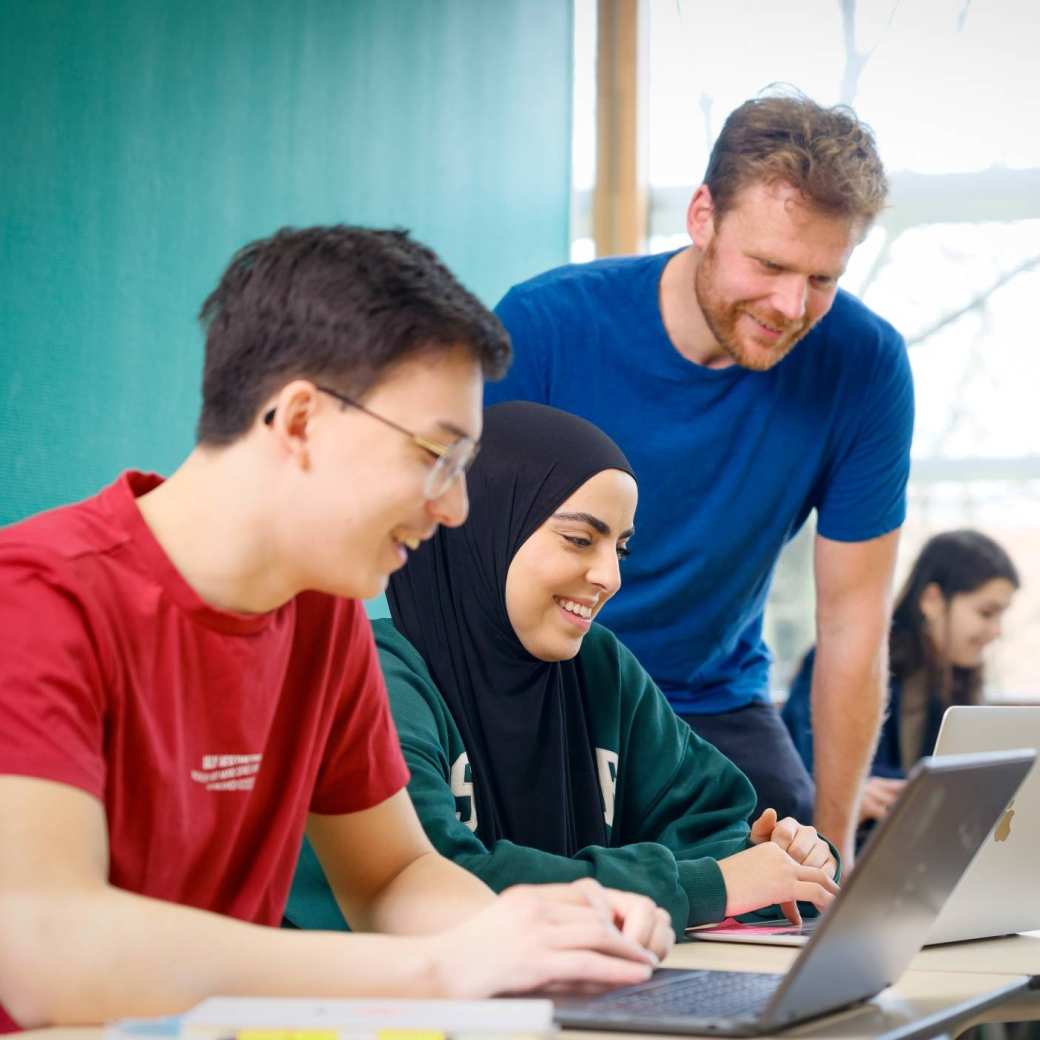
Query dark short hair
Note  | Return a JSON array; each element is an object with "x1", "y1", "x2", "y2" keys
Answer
[
  {"x1": 891, "y1": 529, "x2": 1020, "y2": 703},
  {"x1": 196, "y1": 225, "x2": 512, "y2": 445},
  {"x1": 704, "y1": 88, "x2": 888, "y2": 225}
]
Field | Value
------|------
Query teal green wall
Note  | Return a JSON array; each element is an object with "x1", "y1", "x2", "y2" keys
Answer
[{"x1": 1, "y1": 1, "x2": 573, "y2": 533}]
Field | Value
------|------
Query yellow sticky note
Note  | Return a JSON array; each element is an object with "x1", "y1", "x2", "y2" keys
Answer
[
  {"x1": 238, "y1": 1031, "x2": 339, "y2": 1040},
  {"x1": 375, "y1": 1031, "x2": 445, "y2": 1040}
]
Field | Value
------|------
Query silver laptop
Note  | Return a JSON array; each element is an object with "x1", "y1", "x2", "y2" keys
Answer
[
  {"x1": 927, "y1": 706, "x2": 1040, "y2": 943},
  {"x1": 552, "y1": 750, "x2": 1034, "y2": 1036},
  {"x1": 692, "y1": 705, "x2": 1040, "y2": 949}
]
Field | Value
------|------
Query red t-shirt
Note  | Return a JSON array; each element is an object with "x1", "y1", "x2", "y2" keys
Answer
[{"x1": 0, "y1": 472, "x2": 409, "y2": 1027}]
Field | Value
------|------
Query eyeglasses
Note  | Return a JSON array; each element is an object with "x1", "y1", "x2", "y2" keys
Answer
[{"x1": 263, "y1": 385, "x2": 479, "y2": 500}]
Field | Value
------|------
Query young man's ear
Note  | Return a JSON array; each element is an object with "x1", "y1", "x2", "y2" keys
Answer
[
  {"x1": 266, "y1": 380, "x2": 322, "y2": 469},
  {"x1": 686, "y1": 184, "x2": 717, "y2": 252}
]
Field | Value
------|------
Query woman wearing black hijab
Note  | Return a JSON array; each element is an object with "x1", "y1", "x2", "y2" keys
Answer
[{"x1": 288, "y1": 403, "x2": 838, "y2": 935}]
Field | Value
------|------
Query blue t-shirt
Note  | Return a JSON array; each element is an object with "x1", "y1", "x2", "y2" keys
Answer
[{"x1": 488, "y1": 251, "x2": 914, "y2": 715}]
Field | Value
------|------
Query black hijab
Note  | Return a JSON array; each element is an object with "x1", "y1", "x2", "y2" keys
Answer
[{"x1": 388, "y1": 401, "x2": 635, "y2": 856}]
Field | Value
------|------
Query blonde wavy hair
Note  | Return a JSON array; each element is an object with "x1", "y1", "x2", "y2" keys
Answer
[{"x1": 704, "y1": 88, "x2": 888, "y2": 225}]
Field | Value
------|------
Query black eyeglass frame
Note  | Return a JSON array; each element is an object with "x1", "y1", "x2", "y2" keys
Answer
[{"x1": 262, "y1": 385, "x2": 479, "y2": 499}]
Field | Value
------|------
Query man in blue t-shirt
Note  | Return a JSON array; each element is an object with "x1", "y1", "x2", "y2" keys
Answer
[{"x1": 487, "y1": 91, "x2": 914, "y2": 864}]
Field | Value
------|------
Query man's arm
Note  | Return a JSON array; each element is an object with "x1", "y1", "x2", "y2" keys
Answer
[
  {"x1": 306, "y1": 787, "x2": 496, "y2": 933},
  {"x1": 810, "y1": 529, "x2": 900, "y2": 864},
  {"x1": 0, "y1": 777, "x2": 658, "y2": 1027},
  {"x1": 0, "y1": 777, "x2": 446, "y2": 1025},
  {"x1": 310, "y1": 787, "x2": 673, "y2": 958}
]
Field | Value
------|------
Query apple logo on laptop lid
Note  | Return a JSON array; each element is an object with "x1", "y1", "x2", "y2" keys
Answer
[{"x1": 994, "y1": 799, "x2": 1015, "y2": 842}]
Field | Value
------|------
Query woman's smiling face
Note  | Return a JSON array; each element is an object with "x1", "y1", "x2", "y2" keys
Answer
[
  {"x1": 504, "y1": 468, "x2": 638, "y2": 661},
  {"x1": 922, "y1": 577, "x2": 1017, "y2": 669}
]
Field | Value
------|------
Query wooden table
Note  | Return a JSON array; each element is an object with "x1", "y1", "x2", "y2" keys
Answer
[{"x1": 19, "y1": 934, "x2": 1040, "y2": 1040}]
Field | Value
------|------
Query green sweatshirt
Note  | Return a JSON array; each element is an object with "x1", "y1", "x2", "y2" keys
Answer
[{"x1": 286, "y1": 619, "x2": 758, "y2": 935}]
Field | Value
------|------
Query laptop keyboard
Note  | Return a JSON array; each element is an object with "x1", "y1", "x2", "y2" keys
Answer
[{"x1": 581, "y1": 968, "x2": 783, "y2": 1019}]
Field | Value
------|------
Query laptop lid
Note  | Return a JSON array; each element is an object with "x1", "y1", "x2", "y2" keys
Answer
[
  {"x1": 927, "y1": 706, "x2": 1040, "y2": 943},
  {"x1": 758, "y1": 749, "x2": 1035, "y2": 1031}
]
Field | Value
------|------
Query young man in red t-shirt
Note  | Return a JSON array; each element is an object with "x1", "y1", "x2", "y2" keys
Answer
[{"x1": 0, "y1": 227, "x2": 671, "y2": 1029}]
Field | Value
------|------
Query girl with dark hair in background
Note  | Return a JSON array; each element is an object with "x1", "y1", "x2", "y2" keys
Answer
[{"x1": 783, "y1": 529, "x2": 1020, "y2": 825}]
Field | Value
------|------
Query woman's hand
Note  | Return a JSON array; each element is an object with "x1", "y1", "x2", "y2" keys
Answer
[
  {"x1": 750, "y1": 808, "x2": 838, "y2": 879},
  {"x1": 717, "y1": 841, "x2": 839, "y2": 926}
]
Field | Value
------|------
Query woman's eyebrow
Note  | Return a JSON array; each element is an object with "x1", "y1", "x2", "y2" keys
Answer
[
  {"x1": 553, "y1": 511, "x2": 610, "y2": 535},
  {"x1": 553, "y1": 512, "x2": 636, "y2": 541}
]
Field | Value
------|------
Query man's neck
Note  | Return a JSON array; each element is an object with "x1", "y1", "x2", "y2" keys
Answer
[
  {"x1": 136, "y1": 446, "x2": 298, "y2": 615},
  {"x1": 659, "y1": 247, "x2": 734, "y2": 370}
]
